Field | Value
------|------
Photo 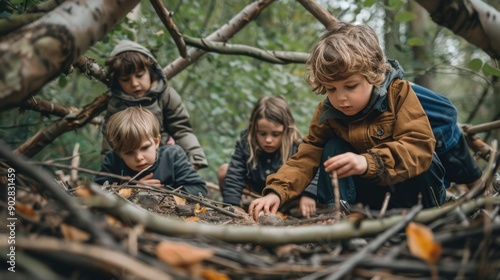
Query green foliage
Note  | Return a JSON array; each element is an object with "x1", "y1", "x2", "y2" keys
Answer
[{"x1": 395, "y1": 11, "x2": 416, "y2": 23}]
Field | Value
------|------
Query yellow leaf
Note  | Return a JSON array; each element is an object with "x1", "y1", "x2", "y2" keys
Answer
[
  {"x1": 118, "y1": 188, "x2": 132, "y2": 198},
  {"x1": 156, "y1": 241, "x2": 213, "y2": 267},
  {"x1": 194, "y1": 203, "x2": 206, "y2": 213},
  {"x1": 173, "y1": 195, "x2": 186, "y2": 205},
  {"x1": 185, "y1": 216, "x2": 200, "y2": 222},
  {"x1": 406, "y1": 222, "x2": 442, "y2": 264}
]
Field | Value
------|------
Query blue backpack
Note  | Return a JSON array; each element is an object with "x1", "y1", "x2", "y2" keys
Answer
[{"x1": 411, "y1": 83, "x2": 461, "y2": 155}]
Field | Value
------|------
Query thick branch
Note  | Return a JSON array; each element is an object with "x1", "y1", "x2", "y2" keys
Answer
[
  {"x1": 83, "y1": 180, "x2": 500, "y2": 245},
  {"x1": 0, "y1": 0, "x2": 141, "y2": 111},
  {"x1": 415, "y1": 0, "x2": 500, "y2": 59},
  {"x1": 15, "y1": 94, "x2": 109, "y2": 157}
]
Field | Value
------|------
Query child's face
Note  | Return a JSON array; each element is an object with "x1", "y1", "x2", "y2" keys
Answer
[
  {"x1": 119, "y1": 137, "x2": 160, "y2": 172},
  {"x1": 323, "y1": 74, "x2": 374, "y2": 116},
  {"x1": 118, "y1": 68, "x2": 152, "y2": 98},
  {"x1": 256, "y1": 118, "x2": 284, "y2": 154}
]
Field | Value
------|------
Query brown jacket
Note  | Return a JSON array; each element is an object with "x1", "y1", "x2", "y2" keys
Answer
[{"x1": 264, "y1": 71, "x2": 435, "y2": 205}]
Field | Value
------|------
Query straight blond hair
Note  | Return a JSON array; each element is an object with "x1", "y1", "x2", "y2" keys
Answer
[{"x1": 105, "y1": 107, "x2": 160, "y2": 153}]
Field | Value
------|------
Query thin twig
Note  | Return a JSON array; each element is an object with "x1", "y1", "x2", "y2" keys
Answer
[{"x1": 331, "y1": 170, "x2": 341, "y2": 221}]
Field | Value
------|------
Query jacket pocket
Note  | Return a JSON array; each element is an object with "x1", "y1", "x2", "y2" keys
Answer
[{"x1": 369, "y1": 121, "x2": 395, "y2": 144}]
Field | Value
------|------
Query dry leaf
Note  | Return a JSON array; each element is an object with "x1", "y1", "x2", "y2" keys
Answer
[
  {"x1": 106, "y1": 215, "x2": 125, "y2": 227},
  {"x1": 406, "y1": 222, "x2": 442, "y2": 264},
  {"x1": 74, "y1": 186, "x2": 92, "y2": 197},
  {"x1": 173, "y1": 195, "x2": 186, "y2": 205},
  {"x1": 118, "y1": 188, "x2": 132, "y2": 198},
  {"x1": 60, "y1": 223, "x2": 90, "y2": 242},
  {"x1": 156, "y1": 241, "x2": 213, "y2": 267},
  {"x1": 185, "y1": 216, "x2": 200, "y2": 222},
  {"x1": 201, "y1": 267, "x2": 231, "y2": 280},
  {"x1": 347, "y1": 212, "x2": 366, "y2": 222},
  {"x1": 16, "y1": 203, "x2": 39, "y2": 220},
  {"x1": 276, "y1": 211, "x2": 287, "y2": 220},
  {"x1": 195, "y1": 203, "x2": 206, "y2": 213}
]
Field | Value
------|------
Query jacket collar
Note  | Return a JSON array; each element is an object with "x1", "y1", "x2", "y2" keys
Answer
[{"x1": 319, "y1": 59, "x2": 404, "y2": 123}]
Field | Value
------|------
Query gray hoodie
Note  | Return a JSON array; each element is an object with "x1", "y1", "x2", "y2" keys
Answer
[{"x1": 102, "y1": 40, "x2": 208, "y2": 168}]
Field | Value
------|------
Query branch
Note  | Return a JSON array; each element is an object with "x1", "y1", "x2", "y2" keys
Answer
[
  {"x1": 304, "y1": 205, "x2": 423, "y2": 280},
  {"x1": 82, "y1": 180, "x2": 500, "y2": 245},
  {"x1": 0, "y1": 235, "x2": 173, "y2": 280},
  {"x1": 163, "y1": 0, "x2": 276, "y2": 80},
  {"x1": 415, "y1": 0, "x2": 500, "y2": 59},
  {"x1": 0, "y1": 140, "x2": 117, "y2": 248},
  {"x1": 19, "y1": 97, "x2": 77, "y2": 117},
  {"x1": 71, "y1": 55, "x2": 109, "y2": 84},
  {"x1": 183, "y1": 36, "x2": 309, "y2": 64},
  {"x1": 15, "y1": 93, "x2": 109, "y2": 157},
  {"x1": 150, "y1": 0, "x2": 187, "y2": 58},
  {"x1": 296, "y1": 0, "x2": 338, "y2": 28},
  {"x1": 0, "y1": 0, "x2": 141, "y2": 111}
]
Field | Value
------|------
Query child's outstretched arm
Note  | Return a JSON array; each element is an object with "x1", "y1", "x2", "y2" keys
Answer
[{"x1": 248, "y1": 192, "x2": 281, "y2": 221}]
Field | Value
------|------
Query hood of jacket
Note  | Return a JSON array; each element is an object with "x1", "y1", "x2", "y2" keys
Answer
[
  {"x1": 109, "y1": 40, "x2": 168, "y2": 103},
  {"x1": 319, "y1": 59, "x2": 404, "y2": 123}
]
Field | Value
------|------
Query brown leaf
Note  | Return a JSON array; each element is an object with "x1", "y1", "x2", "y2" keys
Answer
[
  {"x1": 173, "y1": 195, "x2": 186, "y2": 205},
  {"x1": 201, "y1": 267, "x2": 231, "y2": 280},
  {"x1": 74, "y1": 186, "x2": 93, "y2": 197},
  {"x1": 156, "y1": 241, "x2": 213, "y2": 267},
  {"x1": 406, "y1": 222, "x2": 442, "y2": 264},
  {"x1": 60, "y1": 223, "x2": 90, "y2": 242},
  {"x1": 185, "y1": 216, "x2": 200, "y2": 222},
  {"x1": 16, "y1": 203, "x2": 39, "y2": 220},
  {"x1": 118, "y1": 188, "x2": 132, "y2": 198}
]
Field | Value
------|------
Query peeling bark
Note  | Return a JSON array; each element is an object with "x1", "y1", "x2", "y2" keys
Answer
[{"x1": 0, "y1": 0, "x2": 140, "y2": 111}]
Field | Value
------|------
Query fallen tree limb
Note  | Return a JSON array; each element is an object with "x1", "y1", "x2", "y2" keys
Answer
[
  {"x1": 82, "y1": 180, "x2": 500, "y2": 245},
  {"x1": 0, "y1": 235, "x2": 173, "y2": 280}
]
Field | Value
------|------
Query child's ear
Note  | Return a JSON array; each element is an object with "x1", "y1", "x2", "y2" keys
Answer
[{"x1": 154, "y1": 136, "x2": 161, "y2": 148}]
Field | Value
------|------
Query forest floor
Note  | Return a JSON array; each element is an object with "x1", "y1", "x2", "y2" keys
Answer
[{"x1": 1, "y1": 167, "x2": 499, "y2": 280}]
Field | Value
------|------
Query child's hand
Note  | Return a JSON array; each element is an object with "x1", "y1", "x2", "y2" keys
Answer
[
  {"x1": 299, "y1": 196, "x2": 317, "y2": 218},
  {"x1": 324, "y1": 152, "x2": 367, "y2": 178},
  {"x1": 138, "y1": 173, "x2": 162, "y2": 188},
  {"x1": 248, "y1": 192, "x2": 280, "y2": 221}
]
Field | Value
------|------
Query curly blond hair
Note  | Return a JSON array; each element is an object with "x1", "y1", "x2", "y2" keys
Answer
[{"x1": 305, "y1": 22, "x2": 392, "y2": 95}]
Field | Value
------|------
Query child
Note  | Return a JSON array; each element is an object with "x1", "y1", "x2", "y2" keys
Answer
[
  {"x1": 94, "y1": 107, "x2": 208, "y2": 197},
  {"x1": 249, "y1": 22, "x2": 446, "y2": 220},
  {"x1": 102, "y1": 39, "x2": 207, "y2": 170},
  {"x1": 218, "y1": 96, "x2": 319, "y2": 218}
]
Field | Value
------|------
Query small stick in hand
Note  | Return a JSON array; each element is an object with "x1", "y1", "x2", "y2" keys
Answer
[{"x1": 331, "y1": 170, "x2": 341, "y2": 221}]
